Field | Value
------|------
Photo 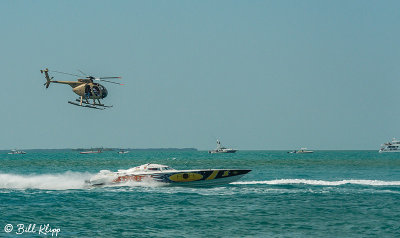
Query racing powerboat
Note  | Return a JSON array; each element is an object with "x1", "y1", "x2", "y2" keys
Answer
[{"x1": 87, "y1": 163, "x2": 251, "y2": 187}]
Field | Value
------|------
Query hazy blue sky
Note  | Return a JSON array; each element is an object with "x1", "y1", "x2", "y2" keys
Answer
[{"x1": 1, "y1": 0, "x2": 400, "y2": 150}]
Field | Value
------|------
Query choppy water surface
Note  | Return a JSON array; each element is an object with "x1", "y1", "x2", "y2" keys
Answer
[{"x1": 1, "y1": 151, "x2": 399, "y2": 237}]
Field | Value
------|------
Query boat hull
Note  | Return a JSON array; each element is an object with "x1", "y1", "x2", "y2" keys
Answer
[
  {"x1": 379, "y1": 150, "x2": 400, "y2": 153},
  {"x1": 208, "y1": 150, "x2": 237, "y2": 154},
  {"x1": 89, "y1": 169, "x2": 251, "y2": 187},
  {"x1": 80, "y1": 151, "x2": 102, "y2": 154},
  {"x1": 8, "y1": 152, "x2": 26, "y2": 154},
  {"x1": 164, "y1": 173, "x2": 248, "y2": 187}
]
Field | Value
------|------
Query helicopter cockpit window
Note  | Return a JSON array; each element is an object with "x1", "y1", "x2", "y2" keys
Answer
[{"x1": 99, "y1": 85, "x2": 108, "y2": 98}]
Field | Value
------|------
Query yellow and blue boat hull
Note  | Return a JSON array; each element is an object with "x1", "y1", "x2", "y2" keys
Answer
[{"x1": 151, "y1": 169, "x2": 251, "y2": 187}]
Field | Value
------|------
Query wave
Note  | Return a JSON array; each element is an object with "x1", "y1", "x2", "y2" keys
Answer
[
  {"x1": 0, "y1": 172, "x2": 93, "y2": 190},
  {"x1": 233, "y1": 179, "x2": 400, "y2": 186},
  {"x1": 1, "y1": 172, "x2": 399, "y2": 190}
]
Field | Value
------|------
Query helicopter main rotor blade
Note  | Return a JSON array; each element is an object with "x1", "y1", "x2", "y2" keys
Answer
[
  {"x1": 50, "y1": 70, "x2": 82, "y2": 77},
  {"x1": 94, "y1": 78, "x2": 124, "y2": 85},
  {"x1": 98, "y1": 77, "x2": 122, "y2": 79},
  {"x1": 77, "y1": 69, "x2": 88, "y2": 77}
]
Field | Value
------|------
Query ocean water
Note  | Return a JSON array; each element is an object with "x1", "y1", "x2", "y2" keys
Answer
[{"x1": 0, "y1": 150, "x2": 399, "y2": 237}]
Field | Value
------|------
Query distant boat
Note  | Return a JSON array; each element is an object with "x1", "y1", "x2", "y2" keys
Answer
[
  {"x1": 8, "y1": 149, "x2": 26, "y2": 155},
  {"x1": 209, "y1": 140, "x2": 237, "y2": 154},
  {"x1": 118, "y1": 149, "x2": 129, "y2": 154},
  {"x1": 80, "y1": 149, "x2": 102, "y2": 154},
  {"x1": 288, "y1": 148, "x2": 314, "y2": 154},
  {"x1": 379, "y1": 138, "x2": 400, "y2": 153}
]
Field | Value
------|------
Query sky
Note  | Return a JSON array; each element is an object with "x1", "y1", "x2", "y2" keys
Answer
[{"x1": 1, "y1": 0, "x2": 400, "y2": 150}]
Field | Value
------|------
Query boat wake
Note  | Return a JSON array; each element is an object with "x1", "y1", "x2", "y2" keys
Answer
[
  {"x1": 233, "y1": 179, "x2": 400, "y2": 186},
  {"x1": 1, "y1": 172, "x2": 399, "y2": 191},
  {"x1": 0, "y1": 172, "x2": 166, "y2": 190},
  {"x1": 0, "y1": 172, "x2": 93, "y2": 190}
]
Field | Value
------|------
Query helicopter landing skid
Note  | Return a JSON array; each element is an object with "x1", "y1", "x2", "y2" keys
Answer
[
  {"x1": 75, "y1": 99, "x2": 112, "y2": 108},
  {"x1": 68, "y1": 100, "x2": 110, "y2": 110},
  {"x1": 75, "y1": 99, "x2": 113, "y2": 108}
]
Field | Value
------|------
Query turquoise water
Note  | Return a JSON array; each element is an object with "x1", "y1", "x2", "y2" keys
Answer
[{"x1": 1, "y1": 151, "x2": 399, "y2": 237}]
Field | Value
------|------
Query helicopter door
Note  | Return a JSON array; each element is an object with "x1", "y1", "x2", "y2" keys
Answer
[{"x1": 85, "y1": 85, "x2": 91, "y2": 98}]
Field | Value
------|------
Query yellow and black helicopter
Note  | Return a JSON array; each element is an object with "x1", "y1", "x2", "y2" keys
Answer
[{"x1": 41, "y1": 68, "x2": 122, "y2": 110}]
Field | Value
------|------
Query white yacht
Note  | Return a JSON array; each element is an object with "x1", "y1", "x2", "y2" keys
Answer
[
  {"x1": 208, "y1": 140, "x2": 237, "y2": 154},
  {"x1": 80, "y1": 148, "x2": 103, "y2": 154},
  {"x1": 80, "y1": 150, "x2": 102, "y2": 154},
  {"x1": 87, "y1": 163, "x2": 251, "y2": 187},
  {"x1": 8, "y1": 149, "x2": 26, "y2": 155},
  {"x1": 288, "y1": 148, "x2": 314, "y2": 154},
  {"x1": 379, "y1": 138, "x2": 400, "y2": 153},
  {"x1": 118, "y1": 149, "x2": 129, "y2": 154}
]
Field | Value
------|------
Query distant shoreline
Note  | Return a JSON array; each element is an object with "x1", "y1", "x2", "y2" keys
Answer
[
  {"x1": 1, "y1": 149, "x2": 381, "y2": 152},
  {"x1": 1, "y1": 148, "x2": 198, "y2": 152}
]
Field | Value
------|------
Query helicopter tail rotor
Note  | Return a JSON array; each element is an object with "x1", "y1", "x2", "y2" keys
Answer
[{"x1": 40, "y1": 68, "x2": 53, "y2": 89}]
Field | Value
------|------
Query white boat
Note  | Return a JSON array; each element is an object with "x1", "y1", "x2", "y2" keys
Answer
[
  {"x1": 208, "y1": 140, "x2": 237, "y2": 154},
  {"x1": 379, "y1": 138, "x2": 400, "y2": 153},
  {"x1": 80, "y1": 149, "x2": 102, "y2": 154},
  {"x1": 288, "y1": 148, "x2": 314, "y2": 154},
  {"x1": 8, "y1": 149, "x2": 26, "y2": 155},
  {"x1": 118, "y1": 149, "x2": 129, "y2": 154},
  {"x1": 87, "y1": 163, "x2": 251, "y2": 187}
]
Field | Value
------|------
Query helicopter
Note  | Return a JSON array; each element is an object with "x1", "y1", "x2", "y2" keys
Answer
[{"x1": 40, "y1": 68, "x2": 122, "y2": 110}]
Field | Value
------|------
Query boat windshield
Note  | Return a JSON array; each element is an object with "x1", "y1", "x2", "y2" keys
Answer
[{"x1": 148, "y1": 168, "x2": 160, "y2": 171}]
